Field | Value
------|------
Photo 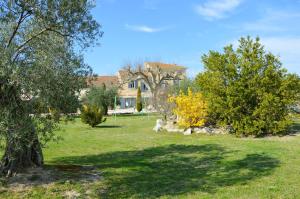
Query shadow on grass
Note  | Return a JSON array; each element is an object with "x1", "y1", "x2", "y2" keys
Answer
[
  {"x1": 289, "y1": 122, "x2": 300, "y2": 135},
  {"x1": 94, "y1": 125, "x2": 122, "y2": 129},
  {"x1": 52, "y1": 144, "x2": 280, "y2": 198},
  {"x1": 107, "y1": 113, "x2": 159, "y2": 118}
]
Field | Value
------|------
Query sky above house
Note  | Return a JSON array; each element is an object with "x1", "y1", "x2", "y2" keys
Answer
[{"x1": 84, "y1": 0, "x2": 300, "y2": 77}]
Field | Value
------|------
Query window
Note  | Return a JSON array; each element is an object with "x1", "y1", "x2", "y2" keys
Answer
[
  {"x1": 141, "y1": 82, "x2": 148, "y2": 92},
  {"x1": 173, "y1": 79, "x2": 180, "y2": 85},
  {"x1": 128, "y1": 81, "x2": 135, "y2": 88},
  {"x1": 125, "y1": 98, "x2": 136, "y2": 108}
]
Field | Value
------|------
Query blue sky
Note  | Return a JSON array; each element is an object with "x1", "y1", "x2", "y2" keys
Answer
[{"x1": 84, "y1": 0, "x2": 300, "y2": 77}]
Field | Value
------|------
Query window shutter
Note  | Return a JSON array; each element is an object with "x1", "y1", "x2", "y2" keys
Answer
[{"x1": 134, "y1": 80, "x2": 138, "y2": 88}]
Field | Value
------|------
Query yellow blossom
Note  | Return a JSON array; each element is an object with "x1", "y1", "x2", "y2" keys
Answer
[{"x1": 169, "y1": 88, "x2": 208, "y2": 128}]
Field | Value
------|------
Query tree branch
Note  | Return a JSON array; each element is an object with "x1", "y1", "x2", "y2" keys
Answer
[
  {"x1": 11, "y1": 26, "x2": 71, "y2": 63},
  {"x1": 6, "y1": 9, "x2": 25, "y2": 48}
]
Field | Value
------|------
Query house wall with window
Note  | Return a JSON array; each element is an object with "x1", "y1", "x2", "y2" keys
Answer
[
  {"x1": 82, "y1": 62, "x2": 187, "y2": 110},
  {"x1": 118, "y1": 76, "x2": 152, "y2": 109}
]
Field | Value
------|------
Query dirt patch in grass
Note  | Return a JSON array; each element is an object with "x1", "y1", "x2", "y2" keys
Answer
[{"x1": 0, "y1": 165, "x2": 102, "y2": 193}]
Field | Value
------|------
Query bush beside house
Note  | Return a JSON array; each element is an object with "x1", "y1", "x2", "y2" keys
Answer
[{"x1": 83, "y1": 86, "x2": 118, "y2": 115}]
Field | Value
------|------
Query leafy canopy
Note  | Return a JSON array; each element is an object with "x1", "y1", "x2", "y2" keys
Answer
[
  {"x1": 196, "y1": 36, "x2": 300, "y2": 136},
  {"x1": 0, "y1": 0, "x2": 101, "y2": 147}
]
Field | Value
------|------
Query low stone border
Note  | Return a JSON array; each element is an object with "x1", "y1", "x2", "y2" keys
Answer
[{"x1": 153, "y1": 119, "x2": 232, "y2": 135}]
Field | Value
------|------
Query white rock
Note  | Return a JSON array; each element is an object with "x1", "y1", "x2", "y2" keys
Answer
[
  {"x1": 153, "y1": 125, "x2": 161, "y2": 132},
  {"x1": 203, "y1": 127, "x2": 213, "y2": 133},
  {"x1": 194, "y1": 127, "x2": 212, "y2": 134},
  {"x1": 166, "y1": 128, "x2": 184, "y2": 133},
  {"x1": 183, "y1": 128, "x2": 192, "y2": 135},
  {"x1": 153, "y1": 119, "x2": 165, "y2": 132},
  {"x1": 64, "y1": 190, "x2": 80, "y2": 199}
]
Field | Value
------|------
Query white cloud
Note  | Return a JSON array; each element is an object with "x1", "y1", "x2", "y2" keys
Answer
[
  {"x1": 242, "y1": 10, "x2": 300, "y2": 32},
  {"x1": 195, "y1": 0, "x2": 242, "y2": 20},
  {"x1": 125, "y1": 24, "x2": 170, "y2": 33}
]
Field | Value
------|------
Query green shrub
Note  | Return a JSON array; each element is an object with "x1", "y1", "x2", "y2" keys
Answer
[
  {"x1": 196, "y1": 36, "x2": 300, "y2": 136},
  {"x1": 84, "y1": 86, "x2": 118, "y2": 115},
  {"x1": 136, "y1": 86, "x2": 142, "y2": 112},
  {"x1": 48, "y1": 107, "x2": 61, "y2": 122},
  {"x1": 81, "y1": 104, "x2": 106, "y2": 127}
]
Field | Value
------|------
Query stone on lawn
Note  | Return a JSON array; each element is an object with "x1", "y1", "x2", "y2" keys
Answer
[
  {"x1": 165, "y1": 121, "x2": 184, "y2": 133},
  {"x1": 194, "y1": 127, "x2": 212, "y2": 134},
  {"x1": 153, "y1": 119, "x2": 165, "y2": 132},
  {"x1": 183, "y1": 128, "x2": 192, "y2": 135},
  {"x1": 166, "y1": 128, "x2": 184, "y2": 133}
]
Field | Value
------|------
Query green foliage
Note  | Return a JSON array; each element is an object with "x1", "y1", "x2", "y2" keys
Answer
[
  {"x1": 196, "y1": 36, "x2": 300, "y2": 136},
  {"x1": 0, "y1": 0, "x2": 102, "y2": 174},
  {"x1": 84, "y1": 86, "x2": 119, "y2": 115},
  {"x1": 136, "y1": 86, "x2": 142, "y2": 112},
  {"x1": 170, "y1": 78, "x2": 199, "y2": 95},
  {"x1": 48, "y1": 108, "x2": 61, "y2": 122},
  {"x1": 81, "y1": 104, "x2": 106, "y2": 127}
]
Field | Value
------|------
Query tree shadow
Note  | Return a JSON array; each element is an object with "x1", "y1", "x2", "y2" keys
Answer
[
  {"x1": 52, "y1": 144, "x2": 280, "y2": 198},
  {"x1": 1, "y1": 164, "x2": 102, "y2": 189},
  {"x1": 94, "y1": 125, "x2": 122, "y2": 129},
  {"x1": 288, "y1": 121, "x2": 300, "y2": 135}
]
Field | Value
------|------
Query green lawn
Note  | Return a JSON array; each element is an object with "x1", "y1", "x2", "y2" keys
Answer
[{"x1": 1, "y1": 115, "x2": 300, "y2": 198}]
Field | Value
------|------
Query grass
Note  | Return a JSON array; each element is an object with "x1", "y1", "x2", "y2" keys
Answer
[{"x1": 1, "y1": 115, "x2": 300, "y2": 198}]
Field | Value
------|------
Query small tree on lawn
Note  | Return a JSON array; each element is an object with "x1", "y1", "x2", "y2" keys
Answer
[
  {"x1": 84, "y1": 86, "x2": 119, "y2": 115},
  {"x1": 81, "y1": 104, "x2": 106, "y2": 127},
  {"x1": 196, "y1": 36, "x2": 300, "y2": 136},
  {"x1": 136, "y1": 86, "x2": 142, "y2": 112}
]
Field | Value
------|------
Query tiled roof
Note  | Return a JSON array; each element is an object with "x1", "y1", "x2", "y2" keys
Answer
[
  {"x1": 118, "y1": 70, "x2": 130, "y2": 80},
  {"x1": 145, "y1": 62, "x2": 186, "y2": 71},
  {"x1": 87, "y1": 76, "x2": 119, "y2": 88}
]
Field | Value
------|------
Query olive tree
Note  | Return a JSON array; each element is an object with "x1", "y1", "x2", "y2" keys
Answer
[{"x1": 0, "y1": 0, "x2": 101, "y2": 176}]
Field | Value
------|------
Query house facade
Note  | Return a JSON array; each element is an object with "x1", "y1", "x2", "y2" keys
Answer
[
  {"x1": 117, "y1": 70, "x2": 153, "y2": 109},
  {"x1": 83, "y1": 62, "x2": 187, "y2": 109}
]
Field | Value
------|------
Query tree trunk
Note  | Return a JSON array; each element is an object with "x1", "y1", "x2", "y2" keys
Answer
[
  {"x1": 0, "y1": 83, "x2": 44, "y2": 177},
  {"x1": 0, "y1": 129, "x2": 44, "y2": 177},
  {"x1": 152, "y1": 89, "x2": 158, "y2": 110}
]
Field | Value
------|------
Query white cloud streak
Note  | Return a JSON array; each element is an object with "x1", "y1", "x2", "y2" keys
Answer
[
  {"x1": 242, "y1": 10, "x2": 300, "y2": 32},
  {"x1": 125, "y1": 24, "x2": 170, "y2": 33},
  {"x1": 195, "y1": 0, "x2": 242, "y2": 20}
]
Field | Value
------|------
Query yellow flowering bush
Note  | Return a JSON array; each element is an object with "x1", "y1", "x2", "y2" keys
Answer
[{"x1": 169, "y1": 88, "x2": 208, "y2": 128}]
